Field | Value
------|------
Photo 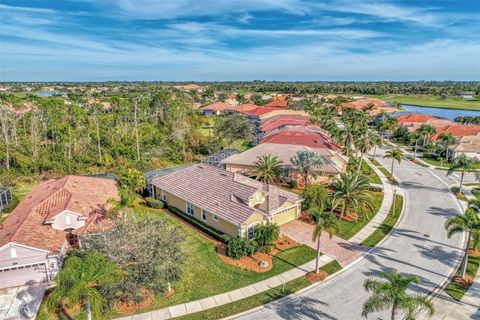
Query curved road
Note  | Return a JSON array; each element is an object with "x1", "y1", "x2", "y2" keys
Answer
[{"x1": 235, "y1": 148, "x2": 472, "y2": 320}]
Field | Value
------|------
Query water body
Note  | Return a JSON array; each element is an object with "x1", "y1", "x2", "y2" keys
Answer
[
  {"x1": 37, "y1": 91, "x2": 65, "y2": 97},
  {"x1": 401, "y1": 104, "x2": 480, "y2": 121}
]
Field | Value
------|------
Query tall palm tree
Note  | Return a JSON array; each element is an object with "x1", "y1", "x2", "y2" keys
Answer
[
  {"x1": 46, "y1": 252, "x2": 124, "y2": 320},
  {"x1": 438, "y1": 133, "x2": 455, "y2": 162},
  {"x1": 290, "y1": 150, "x2": 324, "y2": 186},
  {"x1": 377, "y1": 115, "x2": 397, "y2": 140},
  {"x1": 362, "y1": 271, "x2": 434, "y2": 320},
  {"x1": 254, "y1": 154, "x2": 284, "y2": 185},
  {"x1": 445, "y1": 208, "x2": 480, "y2": 278},
  {"x1": 311, "y1": 210, "x2": 339, "y2": 273},
  {"x1": 331, "y1": 172, "x2": 373, "y2": 220},
  {"x1": 383, "y1": 148, "x2": 403, "y2": 178},
  {"x1": 355, "y1": 132, "x2": 375, "y2": 174},
  {"x1": 416, "y1": 124, "x2": 436, "y2": 146},
  {"x1": 371, "y1": 134, "x2": 383, "y2": 159},
  {"x1": 408, "y1": 132, "x2": 421, "y2": 160},
  {"x1": 338, "y1": 126, "x2": 355, "y2": 157},
  {"x1": 447, "y1": 154, "x2": 479, "y2": 194}
]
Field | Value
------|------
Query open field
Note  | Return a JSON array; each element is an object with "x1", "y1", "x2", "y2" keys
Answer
[{"x1": 365, "y1": 94, "x2": 480, "y2": 111}]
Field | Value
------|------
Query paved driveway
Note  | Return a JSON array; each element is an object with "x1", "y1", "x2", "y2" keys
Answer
[
  {"x1": 280, "y1": 220, "x2": 365, "y2": 267},
  {"x1": 0, "y1": 285, "x2": 45, "y2": 320},
  {"x1": 235, "y1": 147, "x2": 465, "y2": 320}
]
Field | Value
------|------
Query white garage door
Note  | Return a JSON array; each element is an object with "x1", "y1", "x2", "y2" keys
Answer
[{"x1": 0, "y1": 263, "x2": 47, "y2": 289}]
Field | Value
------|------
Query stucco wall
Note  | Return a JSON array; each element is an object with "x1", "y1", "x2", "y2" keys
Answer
[
  {"x1": 50, "y1": 210, "x2": 86, "y2": 231},
  {"x1": 272, "y1": 205, "x2": 298, "y2": 225},
  {"x1": 0, "y1": 244, "x2": 48, "y2": 269}
]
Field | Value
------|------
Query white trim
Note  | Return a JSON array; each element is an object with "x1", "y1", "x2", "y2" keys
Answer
[
  {"x1": 44, "y1": 209, "x2": 86, "y2": 224},
  {"x1": 212, "y1": 213, "x2": 219, "y2": 221},
  {"x1": 201, "y1": 209, "x2": 207, "y2": 221},
  {"x1": 0, "y1": 242, "x2": 50, "y2": 254},
  {"x1": 0, "y1": 260, "x2": 48, "y2": 272},
  {"x1": 271, "y1": 204, "x2": 298, "y2": 216}
]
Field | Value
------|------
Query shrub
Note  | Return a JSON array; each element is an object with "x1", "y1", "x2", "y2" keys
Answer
[
  {"x1": 145, "y1": 197, "x2": 165, "y2": 209},
  {"x1": 226, "y1": 237, "x2": 258, "y2": 259},
  {"x1": 289, "y1": 180, "x2": 298, "y2": 189},
  {"x1": 254, "y1": 223, "x2": 280, "y2": 248},
  {"x1": 301, "y1": 184, "x2": 330, "y2": 211}
]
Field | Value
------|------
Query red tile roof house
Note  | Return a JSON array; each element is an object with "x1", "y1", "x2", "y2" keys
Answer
[
  {"x1": 260, "y1": 130, "x2": 340, "y2": 150},
  {"x1": 431, "y1": 124, "x2": 480, "y2": 141},
  {"x1": 0, "y1": 175, "x2": 118, "y2": 289},
  {"x1": 255, "y1": 119, "x2": 315, "y2": 144},
  {"x1": 200, "y1": 103, "x2": 258, "y2": 116},
  {"x1": 396, "y1": 114, "x2": 453, "y2": 132},
  {"x1": 151, "y1": 164, "x2": 303, "y2": 239},
  {"x1": 221, "y1": 143, "x2": 348, "y2": 185}
]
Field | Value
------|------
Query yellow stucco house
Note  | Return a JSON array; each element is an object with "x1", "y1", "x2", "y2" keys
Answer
[{"x1": 150, "y1": 164, "x2": 303, "y2": 239}]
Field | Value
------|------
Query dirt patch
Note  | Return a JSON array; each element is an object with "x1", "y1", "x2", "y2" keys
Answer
[
  {"x1": 453, "y1": 275, "x2": 473, "y2": 287},
  {"x1": 335, "y1": 211, "x2": 358, "y2": 221},
  {"x1": 115, "y1": 289, "x2": 154, "y2": 314},
  {"x1": 469, "y1": 249, "x2": 480, "y2": 257},
  {"x1": 217, "y1": 236, "x2": 300, "y2": 272},
  {"x1": 305, "y1": 270, "x2": 329, "y2": 283}
]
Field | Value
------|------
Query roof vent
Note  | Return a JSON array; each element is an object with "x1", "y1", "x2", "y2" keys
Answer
[
  {"x1": 220, "y1": 173, "x2": 228, "y2": 176},
  {"x1": 198, "y1": 165, "x2": 204, "y2": 169}
]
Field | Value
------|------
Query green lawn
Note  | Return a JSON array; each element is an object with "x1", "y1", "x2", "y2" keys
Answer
[
  {"x1": 361, "y1": 160, "x2": 382, "y2": 184},
  {"x1": 419, "y1": 156, "x2": 447, "y2": 167},
  {"x1": 451, "y1": 187, "x2": 469, "y2": 201},
  {"x1": 472, "y1": 188, "x2": 480, "y2": 201},
  {"x1": 0, "y1": 179, "x2": 37, "y2": 223},
  {"x1": 376, "y1": 166, "x2": 399, "y2": 185},
  {"x1": 365, "y1": 94, "x2": 480, "y2": 111},
  {"x1": 336, "y1": 192, "x2": 384, "y2": 240},
  {"x1": 361, "y1": 195, "x2": 404, "y2": 247},
  {"x1": 175, "y1": 260, "x2": 342, "y2": 320},
  {"x1": 445, "y1": 255, "x2": 480, "y2": 301},
  {"x1": 124, "y1": 206, "x2": 317, "y2": 312}
]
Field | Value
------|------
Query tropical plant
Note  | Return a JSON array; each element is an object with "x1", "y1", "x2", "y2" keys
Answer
[
  {"x1": 416, "y1": 124, "x2": 436, "y2": 146},
  {"x1": 447, "y1": 154, "x2": 479, "y2": 194},
  {"x1": 214, "y1": 113, "x2": 254, "y2": 147},
  {"x1": 377, "y1": 115, "x2": 397, "y2": 140},
  {"x1": 362, "y1": 271, "x2": 434, "y2": 320},
  {"x1": 290, "y1": 150, "x2": 324, "y2": 186},
  {"x1": 355, "y1": 132, "x2": 375, "y2": 173},
  {"x1": 331, "y1": 172, "x2": 373, "y2": 220},
  {"x1": 46, "y1": 252, "x2": 125, "y2": 320},
  {"x1": 408, "y1": 132, "x2": 421, "y2": 160},
  {"x1": 254, "y1": 154, "x2": 284, "y2": 185},
  {"x1": 301, "y1": 184, "x2": 330, "y2": 211},
  {"x1": 311, "y1": 210, "x2": 339, "y2": 273},
  {"x1": 383, "y1": 148, "x2": 403, "y2": 178},
  {"x1": 226, "y1": 237, "x2": 258, "y2": 259},
  {"x1": 254, "y1": 223, "x2": 280, "y2": 252},
  {"x1": 445, "y1": 208, "x2": 480, "y2": 278},
  {"x1": 117, "y1": 167, "x2": 146, "y2": 194},
  {"x1": 438, "y1": 133, "x2": 455, "y2": 162},
  {"x1": 371, "y1": 133, "x2": 383, "y2": 159}
]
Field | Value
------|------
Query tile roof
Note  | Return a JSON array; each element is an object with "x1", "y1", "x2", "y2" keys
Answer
[
  {"x1": 261, "y1": 125, "x2": 330, "y2": 141},
  {"x1": 263, "y1": 99, "x2": 288, "y2": 108},
  {"x1": 259, "y1": 119, "x2": 313, "y2": 133},
  {"x1": 397, "y1": 114, "x2": 439, "y2": 124},
  {"x1": 245, "y1": 106, "x2": 288, "y2": 116},
  {"x1": 221, "y1": 143, "x2": 347, "y2": 175},
  {"x1": 450, "y1": 134, "x2": 480, "y2": 153},
  {"x1": 260, "y1": 131, "x2": 339, "y2": 150},
  {"x1": 432, "y1": 124, "x2": 480, "y2": 140},
  {"x1": 0, "y1": 176, "x2": 119, "y2": 254},
  {"x1": 261, "y1": 114, "x2": 310, "y2": 126},
  {"x1": 151, "y1": 164, "x2": 302, "y2": 226},
  {"x1": 200, "y1": 102, "x2": 236, "y2": 112},
  {"x1": 341, "y1": 99, "x2": 386, "y2": 110}
]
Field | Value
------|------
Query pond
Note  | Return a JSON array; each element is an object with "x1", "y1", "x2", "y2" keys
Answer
[
  {"x1": 401, "y1": 104, "x2": 480, "y2": 121},
  {"x1": 37, "y1": 91, "x2": 65, "y2": 97}
]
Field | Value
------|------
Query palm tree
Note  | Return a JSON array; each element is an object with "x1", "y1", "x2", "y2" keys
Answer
[
  {"x1": 311, "y1": 210, "x2": 339, "y2": 273},
  {"x1": 331, "y1": 172, "x2": 373, "y2": 220},
  {"x1": 377, "y1": 115, "x2": 397, "y2": 140},
  {"x1": 416, "y1": 124, "x2": 436, "y2": 146},
  {"x1": 290, "y1": 150, "x2": 324, "y2": 186},
  {"x1": 371, "y1": 134, "x2": 383, "y2": 159},
  {"x1": 445, "y1": 208, "x2": 480, "y2": 278},
  {"x1": 408, "y1": 132, "x2": 421, "y2": 160},
  {"x1": 46, "y1": 252, "x2": 124, "y2": 320},
  {"x1": 383, "y1": 149, "x2": 403, "y2": 178},
  {"x1": 447, "y1": 154, "x2": 479, "y2": 194},
  {"x1": 338, "y1": 126, "x2": 355, "y2": 157},
  {"x1": 356, "y1": 132, "x2": 375, "y2": 174},
  {"x1": 438, "y1": 133, "x2": 455, "y2": 162},
  {"x1": 254, "y1": 154, "x2": 284, "y2": 185},
  {"x1": 362, "y1": 271, "x2": 434, "y2": 320}
]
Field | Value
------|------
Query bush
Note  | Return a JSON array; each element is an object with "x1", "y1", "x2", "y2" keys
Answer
[
  {"x1": 254, "y1": 223, "x2": 280, "y2": 247},
  {"x1": 168, "y1": 206, "x2": 229, "y2": 243},
  {"x1": 289, "y1": 180, "x2": 298, "y2": 189},
  {"x1": 226, "y1": 237, "x2": 258, "y2": 259},
  {"x1": 145, "y1": 197, "x2": 164, "y2": 209}
]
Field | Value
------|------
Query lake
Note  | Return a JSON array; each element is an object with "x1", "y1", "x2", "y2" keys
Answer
[
  {"x1": 37, "y1": 91, "x2": 65, "y2": 97},
  {"x1": 401, "y1": 104, "x2": 480, "y2": 121}
]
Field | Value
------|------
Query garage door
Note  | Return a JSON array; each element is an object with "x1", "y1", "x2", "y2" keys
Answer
[
  {"x1": 0, "y1": 263, "x2": 47, "y2": 289},
  {"x1": 273, "y1": 207, "x2": 298, "y2": 225}
]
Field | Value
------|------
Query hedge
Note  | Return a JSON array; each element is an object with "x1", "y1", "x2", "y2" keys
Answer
[
  {"x1": 145, "y1": 197, "x2": 165, "y2": 209},
  {"x1": 168, "y1": 206, "x2": 230, "y2": 243}
]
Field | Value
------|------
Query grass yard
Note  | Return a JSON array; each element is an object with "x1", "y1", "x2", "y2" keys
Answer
[
  {"x1": 361, "y1": 159, "x2": 382, "y2": 184},
  {"x1": 451, "y1": 187, "x2": 469, "y2": 201},
  {"x1": 365, "y1": 94, "x2": 480, "y2": 111},
  {"x1": 445, "y1": 255, "x2": 480, "y2": 301},
  {"x1": 336, "y1": 191, "x2": 384, "y2": 240},
  {"x1": 0, "y1": 179, "x2": 37, "y2": 223},
  {"x1": 472, "y1": 188, "x2": 480, "y2": 201},
  {"x1": 419, "y1": 156, "x2": 448, "y2": 167},
  {"x1": 127, "y1": 206, "x2": 317, "y2": 312},
  {"x1": 175, "y1": 260, "x2": 342, "y2": 320},
  {"x1": 361, "y1": 195, "x2": 404, "y2": 247}
]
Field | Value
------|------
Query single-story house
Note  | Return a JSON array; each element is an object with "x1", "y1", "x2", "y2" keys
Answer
[
  {"x1": 449, "y1": 134, "x2": 480, "y2": 159},
  {"x1": 0, "y1": 176, "x2": 118, "y2": 289},
  {"x1": 221, "y1": 143, "x2": 348, "y2": 184},
  {"x1": 431, "y1": 124, "x2": 480, "y2": 141},
  {"x1": 260, "y1": 129, "x2": 340, "y2": 150},
  {"x1": 150, "y1": 164, "x2": 303, "y2": 239}
]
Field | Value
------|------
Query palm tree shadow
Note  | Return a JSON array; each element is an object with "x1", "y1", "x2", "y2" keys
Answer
[{"x1": 266, "y1": 296, "x2": 338, "y2": 320}]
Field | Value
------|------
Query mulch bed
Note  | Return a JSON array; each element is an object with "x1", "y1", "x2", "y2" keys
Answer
[
  {"x1": 469, "y1": 248, "x2": 480, "y2": 257},
  {"x1": 216, "y1": 236, "x2": 300, "y2": 272},
  {"x1": 115, "y1": 289, "x2": 154, "y2": 314},
  {"x1": 305, "y1": 270, "x2": 329, "y2": 283},
  {"x1": 452, "y1": 275, "x2": 473, "y2": 287}
]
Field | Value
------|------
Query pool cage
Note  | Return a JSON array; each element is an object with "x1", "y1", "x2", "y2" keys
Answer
[{"x1": 0, "y1": 188, "x2": 13, "y2": 212}]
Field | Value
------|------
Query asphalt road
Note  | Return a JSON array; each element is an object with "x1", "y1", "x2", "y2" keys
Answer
[{"x1": 235, "y1": 148, "x2": 469, "y2": 320}]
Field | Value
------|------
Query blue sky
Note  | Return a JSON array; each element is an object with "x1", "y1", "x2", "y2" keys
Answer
[{"x1": 0, "y1": 0, "x2": 479, "y2": 81}]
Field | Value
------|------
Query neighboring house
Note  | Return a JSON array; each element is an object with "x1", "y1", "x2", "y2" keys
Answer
[
  {"x1": 0, "y1": 187, "x2": 13, "y2": 212},
  {"x1": 221, "y1": 143, "x2": 348, "y2": 184},
  {"x1": 448, "y1": 134, "x2": 480, "y2": 159},
  {"x1": 150, "y1": 164, "x2": 303, "y2": 238},
  {"x1": 341, "y1": 98, "x2": 386, "y2": 111},
  {"x1": 0, "y1": 176, "x2": 118, "y2": 289},
  {"x1": 263, "y1": 98, "x2": 288, "y2": 108},
  {"x1": 245, "y1": 107, "x2": 308, "y2": 124},
  {"x1": 397, "y1": 114, "x2": 452, "y2": 133},
  {"x1": 431, "y1": 124, "x2": 480, "y2": 141},
  {"x1": 260, "y1": 129, "x2": 340, "y2": 150},
  {"x1": 200, "y1": 103, "x2": 258, "y2": 116}
]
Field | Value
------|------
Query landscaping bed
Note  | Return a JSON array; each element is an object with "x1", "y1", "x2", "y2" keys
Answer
[
  {"x1": 451, "y1": 187, "x2": 468, "y2": 201},
  {"x1": 445, "y1": 252, "x2": 480, "y2": 301},
  {"x1": 361, "y1": 195, "x2": 404, "y2": 247}
]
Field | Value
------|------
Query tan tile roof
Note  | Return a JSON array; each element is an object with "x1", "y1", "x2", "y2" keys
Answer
[
  {"x1": 151, "y1": 164, "x2": 302, "y2": 226},
  {"x1": 0, "y1": 176, "x2": 119, "y2": 254},
  {"x1": 450, "y1": 134, "x2": 480, "y2": 153},
  {"x1": 221, "y1": 143, "x2": 348, "y2": 175}
]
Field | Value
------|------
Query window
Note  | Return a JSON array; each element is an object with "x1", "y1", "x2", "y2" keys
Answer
[
  {"x1": 10, "y1": 247, "x2": 17, "y2": 258},
  {"x1": 65, "y1": 215, "x2": 71, "y2": 226},
  {"x1": 282, "y1": 168, "x2": 289, "y2": 177},
  {"x1": 201, "y1": 209, "x2": 207, "y2": 221},
  {"x1": 161, "y1": 190, "x2": 166, "y2": 201},
  {"x1": 186, "y1": 202, "x2": 195, "y2": 216},
  {"x1": 212, "y1": 213, "x2": 219, "y2": 221},
  {"x1": 247, "y1": 222, "x2": 260, "y2": 240}
]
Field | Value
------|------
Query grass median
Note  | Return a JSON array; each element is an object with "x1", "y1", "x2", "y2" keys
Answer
[{"x1": 445, "y1": 254, "x2": 480, "y2": 301}]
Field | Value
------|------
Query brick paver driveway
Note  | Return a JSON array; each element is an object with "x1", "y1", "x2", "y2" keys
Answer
[{"x1": 280, "y1": 220, "x2": 366, "y2": 267}]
